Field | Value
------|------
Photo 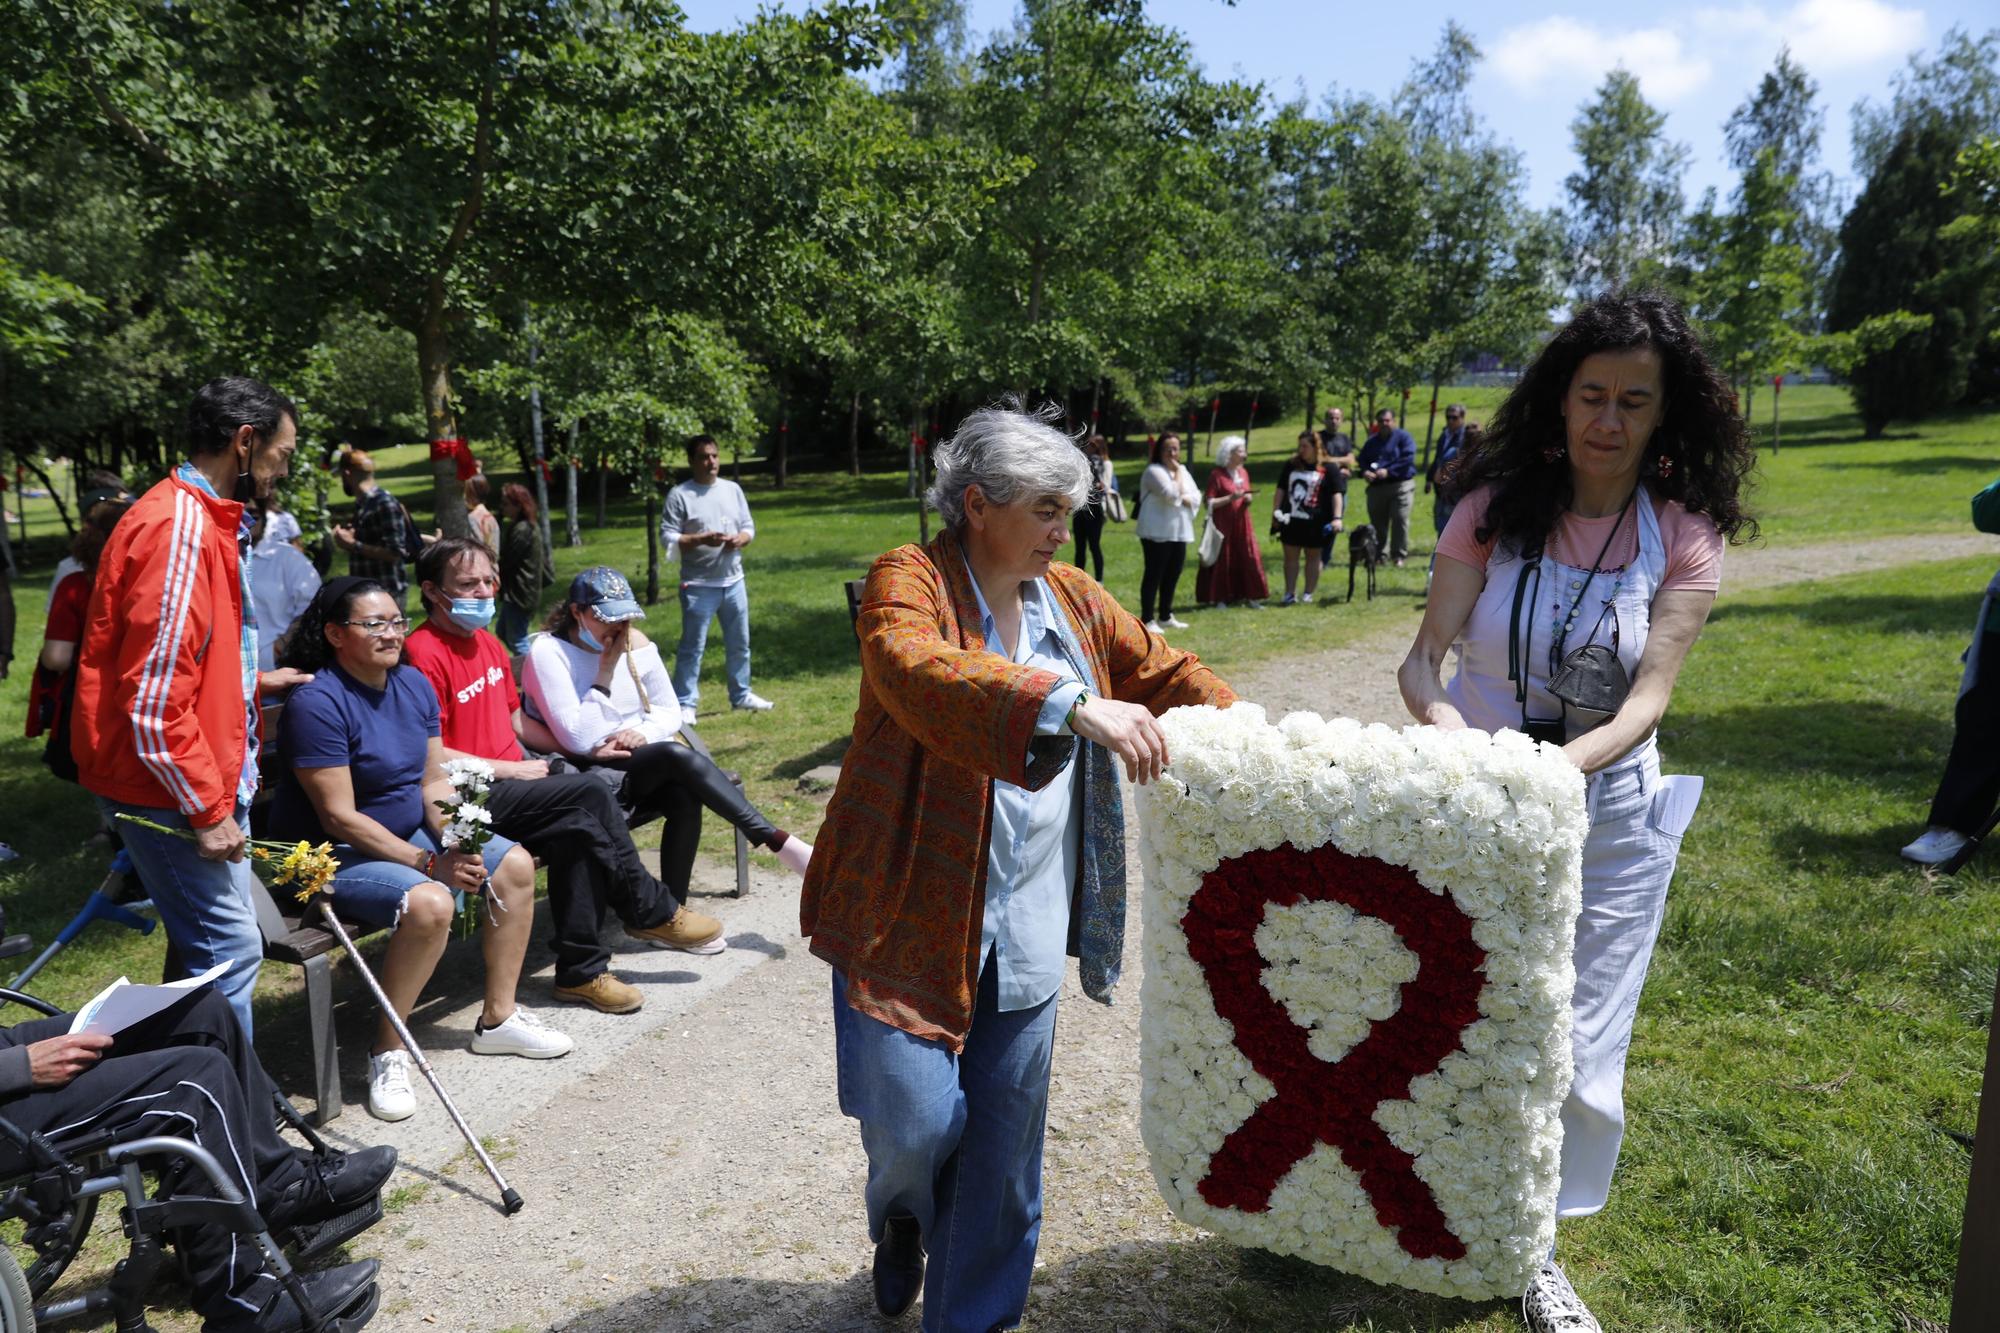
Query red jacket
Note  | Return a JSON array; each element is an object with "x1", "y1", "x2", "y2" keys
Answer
[{"x1": 74, "y1": 473, "x2": 253, "y2": 829}]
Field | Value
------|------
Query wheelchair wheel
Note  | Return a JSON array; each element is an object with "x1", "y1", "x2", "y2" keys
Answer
[{"x1": 0, "y1": 1243, "x2": 33, "y2": 1331}]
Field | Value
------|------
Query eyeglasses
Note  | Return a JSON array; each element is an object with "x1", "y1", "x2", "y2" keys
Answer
[{"x1": 341, "y1": 617, "x2": 410, "y2": 638}]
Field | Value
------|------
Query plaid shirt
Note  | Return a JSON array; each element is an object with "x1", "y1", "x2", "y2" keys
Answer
[
  {"x1": 174, "y1": 462, "x2": 261, "y2": 806},
  {"x1": 351, "y1": 484, "x2": 411, "y2": 598}
]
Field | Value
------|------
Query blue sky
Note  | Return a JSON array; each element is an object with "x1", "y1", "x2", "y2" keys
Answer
[{"x1": 675, "y1": 0, "x2": 1994, "y2": 212}]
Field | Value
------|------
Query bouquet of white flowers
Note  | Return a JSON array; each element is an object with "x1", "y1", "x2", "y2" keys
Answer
[
  {"x1": 437, "y1": 758, "x2": 497, "y2": 854},
  {"x1": 1136, "y1": 704, "x2": 1587, "y2": 1301}
]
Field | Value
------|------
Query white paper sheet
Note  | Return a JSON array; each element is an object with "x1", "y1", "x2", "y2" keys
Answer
[
  {"x1": 1651, "y1": 773, "x2": 1705, "y2": 840},
  {"x1": 67, "y1": 960, "x2": 236, "y2": 1037}
]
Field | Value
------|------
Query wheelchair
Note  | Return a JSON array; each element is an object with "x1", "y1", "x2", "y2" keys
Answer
[{"x1": 0, "y1": 916, "x2": 384, "y2": 1332}]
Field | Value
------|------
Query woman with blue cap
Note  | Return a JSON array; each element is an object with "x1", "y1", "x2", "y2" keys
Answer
[{"x1": 520, "y1": 567, "x2": 812, "y2": 941}]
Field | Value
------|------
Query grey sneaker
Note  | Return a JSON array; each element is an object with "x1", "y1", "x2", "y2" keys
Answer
[
  {"x1": 1522, "y1": 1260, "x2": 1602, "y2": 1333},
  {"x1": 1901, "y1": 826, "x2": 1969, "y2": 866}
]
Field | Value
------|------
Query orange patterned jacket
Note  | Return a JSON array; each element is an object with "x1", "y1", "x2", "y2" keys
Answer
[{"x1": 801, "y1": 527, "x2": 1236, "y2": 1050}]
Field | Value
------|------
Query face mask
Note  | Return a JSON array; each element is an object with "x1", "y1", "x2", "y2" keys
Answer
[
  {"x1": 447, "y1": 597, "x2": 496, "y2": 631},
  {"x1": 577, "y1": 622, "x2": 603, "y2": 653}
]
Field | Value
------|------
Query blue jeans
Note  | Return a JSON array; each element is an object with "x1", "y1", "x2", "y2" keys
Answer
[
  {"x1": 97, "y1": 798, "x2": 265, "y2": 1039},
  {"x1": 495, "y1": 602, "x2": 533, "y2": 655},
  {"x1": 832, "y1": 963, "x2": 1059, "y2": 1333},
  {"x1": 671, "y1": 579, "x2": 752, "y2": 709},
  {"x1": 326, "y1": 828, "x2": 519, "y2": 929}
]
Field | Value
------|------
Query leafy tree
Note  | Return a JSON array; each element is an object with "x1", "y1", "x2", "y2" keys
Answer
[
  {"x1": 1563, "y1": 70, "x2": 1687, "y2": 298},
  {"x1": 1723, "y1": 48, "x2": 1840, "y2": 316},
  {"x1": 1853, "y1": 27, "x2": 2000, "y2": 177},
  {"x1": 1827, "y1": 118, "x2": 1997, "y2": 434}
]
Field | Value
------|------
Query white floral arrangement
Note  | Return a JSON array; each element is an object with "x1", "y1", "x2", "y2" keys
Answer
[
  {"x1": 437, "y1": 757, "x2": 497, "y2": 853},
  {"x1": 1136, "y1": 703, "x2": 1587, "y2": 1300}
]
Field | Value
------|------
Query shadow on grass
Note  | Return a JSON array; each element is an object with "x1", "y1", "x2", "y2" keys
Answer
[
  {"x1": 753, "y1": 603, "x2": 869, "y2": 680},
  {"x1": 772, "y1": 735, "x2": 851, "y2": 781},
  {"x1": 551, "y1": 1239, "x2": 1505, "y2": 1332},
  {"x1": 1706, "y1": 587, "x2": 1984, "y2": 636},
  {"x1": 1673, "y1": 699, "x2": 1953, "y2": 784},
  {"x1": 1817, "y1": 453, "x2": 2000, "y2": 475}
]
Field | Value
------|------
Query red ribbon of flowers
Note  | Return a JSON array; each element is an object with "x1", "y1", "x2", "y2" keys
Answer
[
  {"x1": 1181, "y1": 841, "x2": 1487, "y2": 1261},
  {"x1": 430, "y1": 437, "x2": 478, "y2": 482}
]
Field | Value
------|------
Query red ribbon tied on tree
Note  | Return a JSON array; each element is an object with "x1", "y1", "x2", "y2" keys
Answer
[
  {"x1": 430, "y1": 437, "x2": 478, "y2": 482},
  {"x1": 1181, "y1": 841, "x2": 1487, "y2": 1261}
]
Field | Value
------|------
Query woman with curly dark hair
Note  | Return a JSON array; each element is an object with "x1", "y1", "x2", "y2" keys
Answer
[{"x1": 1398, "y1": 289, "x2": 1755, "y2": 1333}]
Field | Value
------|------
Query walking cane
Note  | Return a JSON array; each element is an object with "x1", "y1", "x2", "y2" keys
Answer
[{"x1": 310, "y1": 896, "x2": 525, "y2": 1215}]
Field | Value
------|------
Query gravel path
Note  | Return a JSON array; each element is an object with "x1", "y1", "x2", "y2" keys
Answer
[{"x1": 342, "y1": 530, "x2": 1993, "y2": 1332}]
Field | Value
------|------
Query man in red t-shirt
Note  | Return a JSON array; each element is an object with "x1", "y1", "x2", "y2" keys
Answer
[{"x1": 403, "y1": 539, "x2": 725, "y2": 1014}]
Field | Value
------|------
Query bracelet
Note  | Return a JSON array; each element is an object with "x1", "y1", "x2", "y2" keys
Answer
[
  {"x1": 421, "y1": 850, "x2": 437, "y2": 877},
  {"x1": 1065, "y1": 691, "x2": 1089, "y2": 734}
]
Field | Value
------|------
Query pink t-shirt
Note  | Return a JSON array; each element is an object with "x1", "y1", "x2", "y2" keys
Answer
[{"x1": 1436, "y1": 486, "x2": 1724, "y2": 593}]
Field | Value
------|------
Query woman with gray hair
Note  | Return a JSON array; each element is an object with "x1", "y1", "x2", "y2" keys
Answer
[{"x1": 803, "y1": 401, "x2": 1237, "y2": 1331}]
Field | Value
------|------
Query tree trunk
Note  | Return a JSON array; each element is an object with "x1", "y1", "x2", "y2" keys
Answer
[
  {"x1": 847, "y1": 390, "x2": 862, "y2": 478},
  {"x1": 524, "y1": 319, "x2": 555, "y2": 560},
  {"x1": 1304, "y1": 384, "x2": 1317, "y2": 431},
  {"x1": 416, "y1": 293, "x2": 470, "y2": 539},
  {"x1": 595, "y1": 461, "x2": 608, "y2": 528},
  {"x1": 21, "y1": 454, "x2": 75, "y2": 538},
  {"x1": 774, "y1": 408, "x2": 790, "y2": 489},
  {"x1": 564, "y1": 419, "x2": 582, "y2": 548},
  {"x1": 1421, "y1": 376, "x2": 1443, "y2": 482},
  {"x1": 1771, "y1": 386, "x2": 1782, "y2": 455},
  {"x1": 644, "y1": 419, "x2": 661, "y2": 605}
]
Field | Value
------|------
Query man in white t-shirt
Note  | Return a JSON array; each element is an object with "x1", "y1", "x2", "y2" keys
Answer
[{"x1": 658, "y1": 434, "x2": 773, "y2": 722}]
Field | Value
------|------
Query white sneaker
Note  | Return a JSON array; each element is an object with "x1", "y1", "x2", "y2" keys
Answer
[
  {"x1": 1522, "y1": 1260, "x2": 1602, "y2": 1333},
  {"x1": 1901, "y1": 826, "x2": 1970, "y2": 866},
  {"x1": 469, "y1": 1008, "x2": 574, "y2": 1059},
  {"x1": 367, "y1": 1050, "x2": 416, "y2": 1122},
  {"x1": 1164, "y1": 615, "x2": 1190, "y2": 629},
  {"x1": 732, "y1": 692, "x2": 775, "y2": 712},
  {"x1": 1144, "y1": 619, "x2": 1167, "y2": 634},
  {"x1": 1300, "y1": 593, "x2": 1315, "y2": 604},
  {"x1": 681, "y1": 705, "x2": 698, "y2": 727}
]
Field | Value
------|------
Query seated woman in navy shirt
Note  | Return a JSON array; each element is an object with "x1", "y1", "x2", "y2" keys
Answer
[{"x1": 272, "y1": 578, "x2": 575, "y2": 1123}]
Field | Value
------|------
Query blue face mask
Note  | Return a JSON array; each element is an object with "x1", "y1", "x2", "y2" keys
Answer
[
  {"x1": 446, "y1": 597, "x2": 496, "y2": 631},
  {"x1": 577, "y1": 622, "x2": 603, "y2": 653}
]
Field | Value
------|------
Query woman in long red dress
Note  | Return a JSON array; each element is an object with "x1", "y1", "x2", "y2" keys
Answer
[{"x1": 1195, "y1": 436, "x2": 1270, "y2": 608}]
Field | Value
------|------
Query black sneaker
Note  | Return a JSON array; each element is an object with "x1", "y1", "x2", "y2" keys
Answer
[
  {"x1": 266, "y1": 1146, "x2": 398, "y2": 1233},
  {"x1": 206, "y1": 1259, "x2": 380, "y2": 1332}
]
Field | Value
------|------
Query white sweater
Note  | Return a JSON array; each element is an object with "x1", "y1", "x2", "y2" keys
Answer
[
  {"x1": 1136, "y1": 462, "x2": 1201, "y2": 541},
  {"x1": 521, "y1": 632, "x2": 683, "y2": 755}
]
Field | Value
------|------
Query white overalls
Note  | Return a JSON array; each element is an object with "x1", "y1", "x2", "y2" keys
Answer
[{"x1": 1444, "y1": 486, "x2": 1704, "y2": 1217}]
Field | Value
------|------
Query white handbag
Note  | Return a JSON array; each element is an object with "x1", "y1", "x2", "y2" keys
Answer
[{"x1": 1197, "y1": 501, "x2": 1224, "y2": 567}]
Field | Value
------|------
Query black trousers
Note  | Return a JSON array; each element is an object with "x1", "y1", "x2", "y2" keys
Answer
[
  {"x1": 0, "y1": 989, "x2": 305, "y2": 1324},
  {"x1": 1929, "y1": 628, "x2": 2000, "y2": 835},
  {"x1": 602, "y1": 741, "x2": 777, "y2": 905},
  {"x1": 1140, "y1": 538, "x2": 1187, "y2": 622},
  {"x1": 485, "y1": 772, "x2": 676, "y2": 988},
  {"x1": 1071, "y1": 507, "x2": 1106, "y2": 581}
]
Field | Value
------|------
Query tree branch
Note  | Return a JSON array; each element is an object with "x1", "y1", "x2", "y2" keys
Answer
[{"x1": 439, "y1": 0, "x2": 502, "y2": 274}]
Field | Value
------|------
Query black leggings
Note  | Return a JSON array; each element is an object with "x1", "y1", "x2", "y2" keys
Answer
[
  {"x1": 1071, "y1": 506, "x2": 1106, "y2": 581},
  {"x1": 607, "y1": 741, "x2": 780, "y2": 899},
  {"x1": 1140, "y1": 538, "x2": 1187, "y2": 622}
]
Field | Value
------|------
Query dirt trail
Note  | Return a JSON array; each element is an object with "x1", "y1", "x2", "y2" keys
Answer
[{"x1": 348, "y1": 530, "x2": 1993, "y2": 1332}]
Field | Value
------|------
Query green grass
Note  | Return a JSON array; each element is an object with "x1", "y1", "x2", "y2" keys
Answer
[{"x1": 0, "y1": 387, "x2": 1992, "y2": 1328}]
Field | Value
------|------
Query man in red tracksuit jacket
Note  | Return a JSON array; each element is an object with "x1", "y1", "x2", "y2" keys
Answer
[{"x1": 74, "y1": 377, "x2": 306, "y2": 1038}]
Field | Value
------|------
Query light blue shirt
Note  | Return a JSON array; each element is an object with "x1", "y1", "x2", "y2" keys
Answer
[{"x1": 964, "y1": 562, "x2": 1088, "y2": 1012}]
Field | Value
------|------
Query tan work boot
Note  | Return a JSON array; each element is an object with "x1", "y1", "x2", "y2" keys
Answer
[
  {"x1": 553, "y1": 972, "x2": 644, "y2": 1014},
  {"x1": 629, "y1": 907, "x2": 726, "y2": 955}
]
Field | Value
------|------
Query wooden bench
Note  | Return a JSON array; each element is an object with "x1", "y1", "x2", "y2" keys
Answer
[{"x1": 252, "y1": 697, "x2": 750, "y2": 1124}]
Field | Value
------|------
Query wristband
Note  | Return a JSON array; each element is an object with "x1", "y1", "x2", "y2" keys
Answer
[
  {"x1": 1065, "y1": 691, "x2": 1089, "y2": 734},
  {"x1": 422, "y1": 850, "x2": 437, "y2": 877}
]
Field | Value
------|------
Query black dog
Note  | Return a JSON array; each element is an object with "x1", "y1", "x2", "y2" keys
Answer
[{"x1": 1347, "y1": 523, "x2": 1381, "y2": 603}]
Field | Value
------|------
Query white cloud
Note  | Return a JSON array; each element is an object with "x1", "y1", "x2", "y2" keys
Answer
[
  {"x1": 1780, "y1": 0, "x2": 1926, "y2": 74},
  {"x1": 1490, "y1": 0, "x2": 1923, "y2": 106},
  {"x1": 1490, "y1": 16, "x2": 1716, "y2": 103}
]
